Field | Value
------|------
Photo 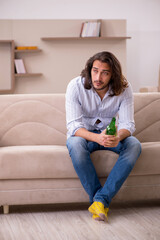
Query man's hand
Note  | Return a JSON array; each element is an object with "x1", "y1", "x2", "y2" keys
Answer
[
  {"x1": 75, "y1": 127, "x2": 130, "y2": 148},
  {"x1": 97, "y1": 129, "x2": 120, "y2": 148}
]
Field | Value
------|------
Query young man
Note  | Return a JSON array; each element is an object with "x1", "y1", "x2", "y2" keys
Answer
[{"x1": 66, "y1": 51, "x2": 141, "y2": 222}]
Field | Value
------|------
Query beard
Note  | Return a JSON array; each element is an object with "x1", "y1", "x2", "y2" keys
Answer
[{"x1": 93, "y1": 80, "x2": 109, "y2": 91}]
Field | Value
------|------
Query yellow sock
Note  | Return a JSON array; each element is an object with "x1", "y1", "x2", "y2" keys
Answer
[{"x1": 88, "y1": 202, "x2": 109, "y2": 221}]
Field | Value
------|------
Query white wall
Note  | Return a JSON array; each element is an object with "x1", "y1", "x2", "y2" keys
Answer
[{"x1": 0, "y1": 0, "x2": 160, "y2": 92}]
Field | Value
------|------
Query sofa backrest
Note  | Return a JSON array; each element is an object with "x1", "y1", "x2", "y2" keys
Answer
[
  {"x1": 133, "y1": 92, "x2": 160, "y2": 142},
  {"x1": 0, "y1": 94, "x2": 67, "y2": 146},
  {"x1": 0, "y1": 92, "x2": 160, "y2": 146}
]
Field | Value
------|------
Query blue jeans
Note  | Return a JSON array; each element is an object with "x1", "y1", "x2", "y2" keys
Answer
[{"x1": 66, "y1": 130, "x2": 141, "y2": 207}]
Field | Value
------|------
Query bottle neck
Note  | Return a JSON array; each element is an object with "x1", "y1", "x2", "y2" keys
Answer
[{"x1": 110, "y1": 117, "x2": 116, "y2": 125}]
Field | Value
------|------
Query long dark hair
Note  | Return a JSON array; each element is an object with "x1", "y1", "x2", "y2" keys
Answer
[{"x1": 81, "y1": 51, "x2": 128, "y2": 96}]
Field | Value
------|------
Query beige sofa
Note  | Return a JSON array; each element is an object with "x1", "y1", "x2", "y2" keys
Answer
[{"x1": 0, "y1": 93, "x2": 160, "y2": 214}]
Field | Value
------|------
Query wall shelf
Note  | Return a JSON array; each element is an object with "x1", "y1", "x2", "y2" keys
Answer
[
  {"x1": 15, "y1": 73, "x2": 42, "y2": 78},
  {"x1": 41, "y1": 36, "x2": 131, "y2": 41}
]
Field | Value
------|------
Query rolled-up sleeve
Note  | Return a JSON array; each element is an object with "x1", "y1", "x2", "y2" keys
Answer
[
  {"x1": 65, "y1": 79, "x2": 85, "y2": 137},
  {"x1": 118, "y1": 85, "x2": 136, "y2": 135}
]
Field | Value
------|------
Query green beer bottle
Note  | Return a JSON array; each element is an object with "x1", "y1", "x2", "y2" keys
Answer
[{"x1": 106, "y1": 117, "x2": 116, "y2": 135}]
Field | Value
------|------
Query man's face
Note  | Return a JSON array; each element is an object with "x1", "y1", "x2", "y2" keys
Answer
[{"x1": 91, "y1": 60, "x2": 112, "y2": 92}]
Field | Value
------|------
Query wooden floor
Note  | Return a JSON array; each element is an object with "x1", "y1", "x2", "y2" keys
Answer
[{"x1": 0, "y1": 202, "x2": 160, "y2": 240}]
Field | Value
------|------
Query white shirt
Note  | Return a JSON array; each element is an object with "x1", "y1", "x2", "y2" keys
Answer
[{"x1": 65, "y1": 76, "x2": 135, "y2": 138}]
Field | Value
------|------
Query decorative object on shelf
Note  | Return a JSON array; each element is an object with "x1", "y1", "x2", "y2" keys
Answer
[
  {"x1": 14, "y1": 59, "x2": 26, "y2": 74},
  {"x1": 139, "y1": 86, "x2": 159, "y2": 92},
  {"x1": 15, "y1": 47, "x2": 41, "y2": 53},
  {"x1": 15, "y1": 46, "x2": 38, "y2": 50},
  {"x1": 80, "y1": 20, "x2": 101, "y2": 37}
]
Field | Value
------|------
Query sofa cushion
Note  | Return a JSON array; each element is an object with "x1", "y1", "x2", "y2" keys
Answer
[
  {"x1": 0, "y1": 142, "x2": 159, "y2": 180},
  {"x1": 91, "y1": 142, "x2": 160, "y2": 176},
  {"x1": 0, "y1": 145, "x2": 118, "y2": 179}
]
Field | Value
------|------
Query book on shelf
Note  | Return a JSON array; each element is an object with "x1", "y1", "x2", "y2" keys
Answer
[
  {"x1": 80, "y1": 20, "x2": 101, "y2": 37},
  {"x1": 14, "y1": 59, "x2": 26, "y2": 74},
  {"x1": 15, "y1": 46, "x2": 38, "y2": 50}
]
